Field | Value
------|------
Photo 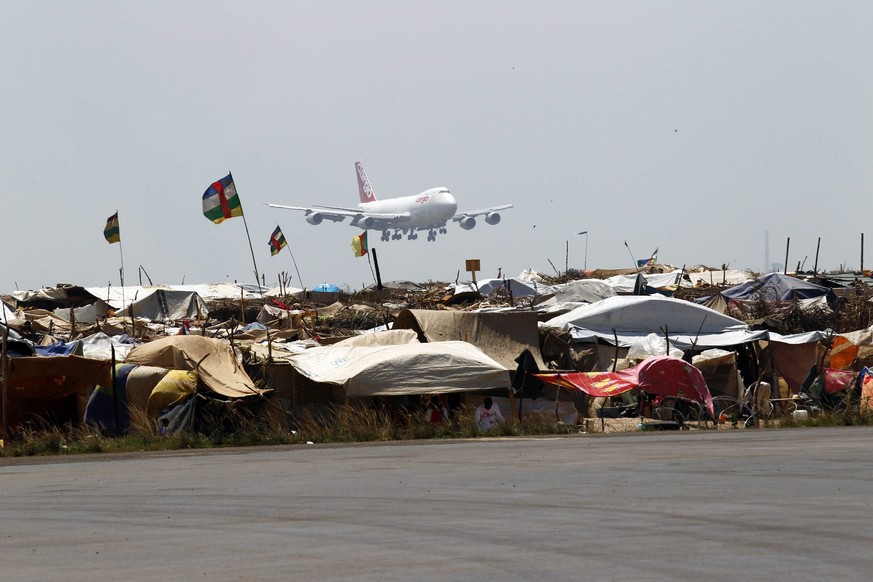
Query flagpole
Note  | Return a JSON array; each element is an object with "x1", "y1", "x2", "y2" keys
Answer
[
  {"x1": 277, "y1": 222, "x2": 305, "y2": 291},
  {"x1": 624, "y1": 241, "x2": 641, "y2": 272},
  {"x1": 118, "y1": 228, "x2": 126, "y2": 312},
  {"x1": 231, "y1": 172, "x2": 263, "y2": 296}
]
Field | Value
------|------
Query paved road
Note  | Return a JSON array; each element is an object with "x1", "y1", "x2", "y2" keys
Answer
[{"x1": 2, "y1": 428, "x2": 873, "y2": 581}]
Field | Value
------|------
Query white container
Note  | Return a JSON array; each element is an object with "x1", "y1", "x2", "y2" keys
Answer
[{"x1": 792, "y1": 409, "x2": 809, "y2": 421}]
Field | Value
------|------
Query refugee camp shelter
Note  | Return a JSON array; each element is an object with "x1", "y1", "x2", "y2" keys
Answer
[
  {"x1": 116, "y1": 289, "x2": 208, "y2": 321},
  {"x1": 393, "y1": 309, "x2": 544, "y2": 369},
  {"x1": 699, "y1": 273, "x2": 836, "y2": 312},
  {"x1": 285, "y1": 341, "x2": 510, "y2": 398},
  {"x1": 123, "y1": 336, "x2": 264, "y2": 399},
  {"x1": 542, "y1": 294, "x2": 765, "y2": 349}
]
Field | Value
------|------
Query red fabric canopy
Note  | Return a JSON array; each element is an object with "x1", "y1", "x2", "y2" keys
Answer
[{"x1": 536, "y1": 356, "x2": 714, "y2": 417}]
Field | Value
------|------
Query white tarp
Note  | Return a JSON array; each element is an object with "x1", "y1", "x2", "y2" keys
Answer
[
  {"x1": 542, "y1": 294, "x2": 766, "y2": 349},
  {"x1": 333, "y1": 329, "x2": 419, "y2": 347},
  {"x1": 285, "y1": 341, "x2": 511, "y2": 397},
  {"x1": 601, "y1": 270, "x2": 684, "y2": 293},
  {"x1": 682, "y1": 269, "x2": 756, "y2": 287},
  {"x1": 80, "y1": 332, "x2": 136, "y2": 361},
  {"x1": 454, "y1": 278, "x2": 556, "y2": 297},
  {"x1": 534, "y1": 279, "x2": 617, "y2": 307}
]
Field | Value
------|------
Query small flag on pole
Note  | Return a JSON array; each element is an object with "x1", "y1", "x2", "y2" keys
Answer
[
  {"x1": 269, "y1": 226, "x2": 288, "y2": 256},
  {"x1": 637, "y1": 247, "x2": 658, "y2": 268},
  {"x1": 202, "y1": 173, "x2": 244, "y2": 224},
  {"x1": 103, "y1": 212, "x2": 120, "y2": 244},
  {"x1": 352, "y1": 231, "x2": 368, "y2": 257}
]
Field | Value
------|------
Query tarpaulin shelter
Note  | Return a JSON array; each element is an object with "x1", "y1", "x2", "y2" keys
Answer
[
  {"x1": 536, "y1": 356, "x2": 714, "y2": 417},
  {"x1": 542, "y1": 295, "x2": 766, "y2": 350},
  {"x1": 116, "y1": 289, "x2": 208, "y2": 321},
  {"x1": 699, "y1": 273, "x2": 836, "y2": 311},
  {"x1": 393, "y1": 309, "x2": 544, "y2": 369},
  {"x1": 285, "y1": 341, "x2": 510, "y2": 398},
  {"x1": 454, "y1": 278, "x2": 555, "y2": 298},
  {"x1": 123, "y1": 336, "x2": 263, "y2": 399}
]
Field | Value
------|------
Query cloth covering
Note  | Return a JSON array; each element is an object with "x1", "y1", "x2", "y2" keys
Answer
[
  {"x1": 125, "y1": 365, "x2": 171, "y2": 412},
  {"x1": 393, "y1": 309, "x2": 544, "y2": 369},
  {"x1": 536, "y1": 356, "x2": 714, "y2": 417},
  {"x1": 124, "y1": 335, "x2": 263, "y2": 399},
  {"x1": 84, "y1": 363, "x2": 135, "y2": 435},
  {"x1": 148, "y1": 370, "x2": 198, "y2": 416},
  {"x1": 286, "y1": 341, "x2": 511, "y2": 397}
]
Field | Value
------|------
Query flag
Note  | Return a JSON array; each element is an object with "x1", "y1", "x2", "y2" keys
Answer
[
  {"x1": 352, "y1": 231, "x2": 368, "y2": 257},
  {"x1": 269, "y1": 226, "x2": 287, "y2": 256},
  {"x1": 103, "y1": 212, "x2": 120, "y2": 244},
  {"x1": 202, "y1": 173, "x2": 244, "y2": 224},
  {"x1": 637, "y1": 247, "x2": 658, "y2": 268}
]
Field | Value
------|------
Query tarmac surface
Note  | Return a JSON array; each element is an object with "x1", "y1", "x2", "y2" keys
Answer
[{"x1": 2, "y1": 427, "x2": 873, "y2": 581}]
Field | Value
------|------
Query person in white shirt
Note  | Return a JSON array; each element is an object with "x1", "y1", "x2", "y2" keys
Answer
[{"x1": 474, "y1": 397, "x2": 505, "y2": 431}]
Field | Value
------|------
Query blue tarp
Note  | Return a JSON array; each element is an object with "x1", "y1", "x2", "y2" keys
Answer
[
  {"x1": 84, "y1": 363, "x2": 135, "y2": 436},
  {"x1": 34, "y1": 341, "x2": 82, "y2": 356},
  {"x1": 312, "y1": 283, "x2": 341, "y2": 292}
]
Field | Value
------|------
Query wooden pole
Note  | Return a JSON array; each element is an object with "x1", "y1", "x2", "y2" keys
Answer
[
  {"x1": 814, "y1": 237, "x2": 821, "y2": 276},
  {"x1": 783, "y1": 237, "x2": 790, "y2": 275},
  {"x1": 565, "y1": 240, "x2": 569, "y2": 274},
  {"x1": 110, "y1": 345, "x2": 118, "y2": 436},
  {"x1": 2, "y1": 318, "x2": 8, "y2": 443},
  {"x1": 861, "y1": 233, "x2": 865, "y2": 273}
]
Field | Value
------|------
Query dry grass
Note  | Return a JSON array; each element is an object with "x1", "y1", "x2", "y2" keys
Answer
[{"x1": 0, "y1": 404, "x2": 577, "y2": 458}]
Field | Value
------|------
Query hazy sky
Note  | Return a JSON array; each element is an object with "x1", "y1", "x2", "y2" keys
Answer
[{"x1": 3, "y1": 1, "x2": 872, "y2": 293}]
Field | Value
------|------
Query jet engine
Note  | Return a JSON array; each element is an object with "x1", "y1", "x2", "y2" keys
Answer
[
  {"x1": 306, "y1": 212, "x2": 323, "y2": 225},
  {"x1": 458, "y1": 216, "x2": 477, "y2": 230},
  {"x1": 484, "y1": 212, "x2": 501, "y2": 225},
  {"x1": 359, "y1": 216, "x2": 376, "y2": 229}
]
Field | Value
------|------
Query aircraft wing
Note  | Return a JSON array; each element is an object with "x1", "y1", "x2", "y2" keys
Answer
[
  {"x1": 451, "y1": 204, "x2": 513, "y2": 220},
  {"x1": 266, "y1": 202, "x2": 410, "y2": 227},
  {"x1": 266, "y1": 203, "x2": 350, "y2": 222}
]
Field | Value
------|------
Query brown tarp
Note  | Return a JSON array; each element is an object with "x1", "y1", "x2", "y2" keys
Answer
[
  {"x1": 770, "y1": 341, "x2": 819, "y2": 394},
  {"x1": 124, "y1": 336, "x2": 264, "y2": 399},
  {"x1": 392, "y1": 309, "x2": 544, "y2": 370},
  {"x1": 2, "y1": 355, "x2": 112, "y2": 431}
]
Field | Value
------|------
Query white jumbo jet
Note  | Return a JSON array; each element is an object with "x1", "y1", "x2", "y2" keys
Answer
[{"x1": 267, "y1": 162, "x2": 513, "y2": 242}]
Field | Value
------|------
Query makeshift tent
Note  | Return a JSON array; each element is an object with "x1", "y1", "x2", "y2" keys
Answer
[
  {"x1": 123, "y1": 336, "x2": 264, "y2": 399},
  {"x1": 393, "y1": 309, "x2": 544, "y2": 369},
  {"x1": 601, "y1": 270, "x2": 684, "y2": 294},
  {"x1": 542, "y1": 295, "x2": 766, "y2": 349},
  {"x1": 699, "y1": 273, "x2": 836, "y2": 311},
  {"x1": 285, "y1": 341, "x2": 510, "y2": 397},
  {"x1": 85, "y1": 283, "x2": 268, "y2": 311},
  {"x1": 116, "y1": 289, "x2": 208, "y2": 321},
  {"x1": 536, "y1": 356, "x2": 714, "y2": 417},
  {"x1": 682, "y1": 269, "x2": 755, "y2": 288},
  {"x1": 312, "y1": 283, "x2": 342, "y2": 293},
  {"x1": 535, "y1": 279, "x2": 616, "y2": 306},
  {"x1": 454, "y1": 278, "x2": 555, "y2": 298}
]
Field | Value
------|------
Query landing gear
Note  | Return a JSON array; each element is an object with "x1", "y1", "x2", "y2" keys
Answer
[
  {"x1": 426, "y1": 228, "x2": 437, "y2": 242},
  {"x1": 407, "y1": 231, "x2": 418, "y2": 240},
  {"x1": 439, "y1": 227, "x2": 447, "y2": 234},
  {"x1": 381, "y1": 229, "x2": 390, "y2": 242},
  {"x1": 391, "y1": 229, "x2": 403, "y2": 241}
]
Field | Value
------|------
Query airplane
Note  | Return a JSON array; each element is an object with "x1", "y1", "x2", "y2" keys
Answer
[{"x1": 267, "y1": 162, "x2": 513, "y2": 242}]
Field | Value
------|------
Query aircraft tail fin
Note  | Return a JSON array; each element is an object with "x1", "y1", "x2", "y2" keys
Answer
[{"x1": 356, "y1": 161, "x2": 377, "y2": 203}]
